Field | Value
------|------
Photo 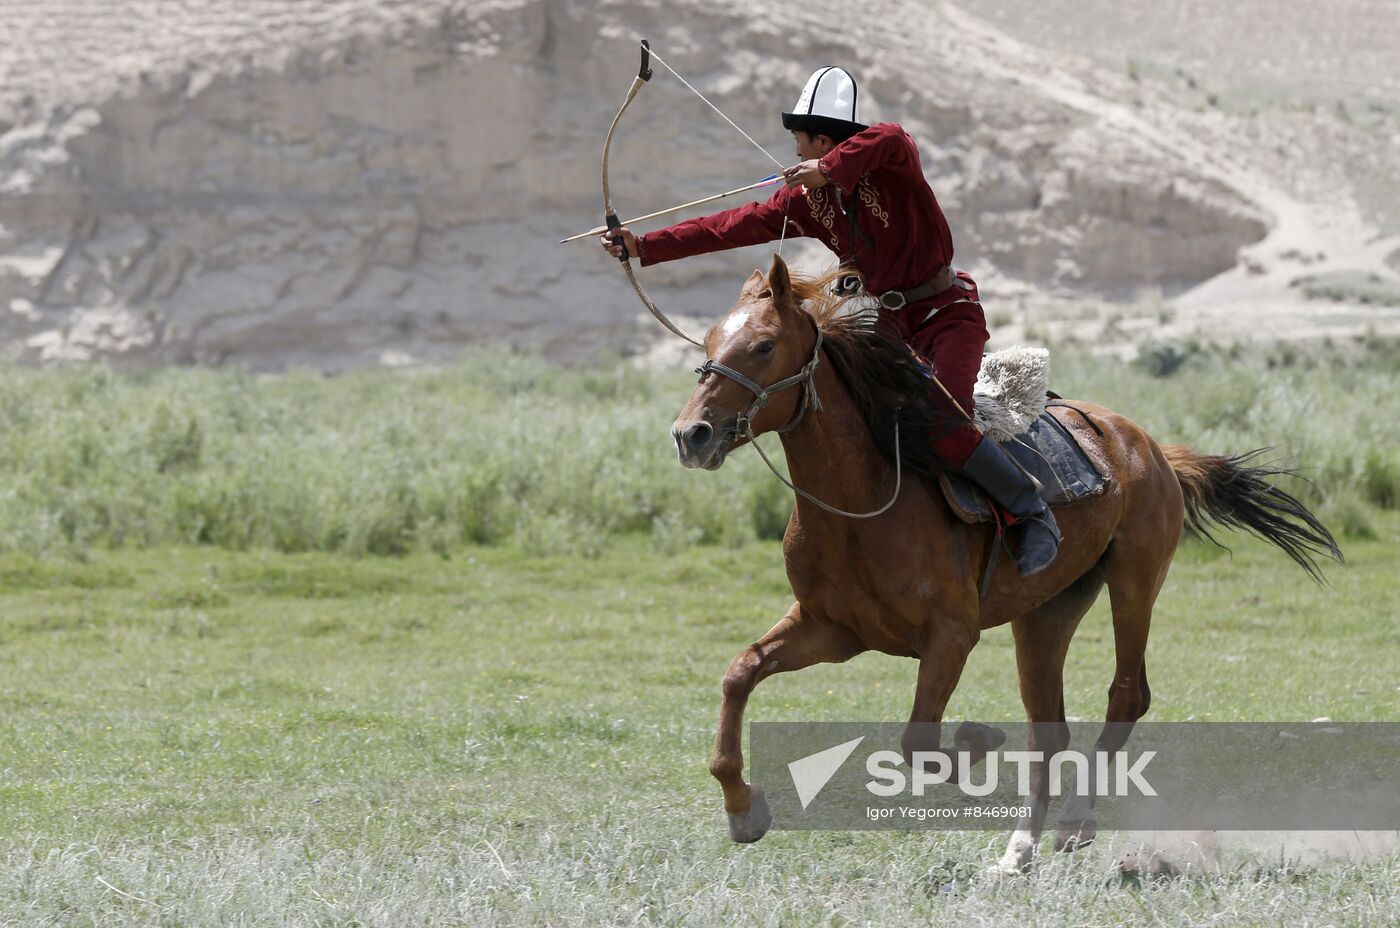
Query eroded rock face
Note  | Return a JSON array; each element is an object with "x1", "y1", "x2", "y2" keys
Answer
[{"x1": 0, "y1": 0, "x2": 1269, "y2": 368}]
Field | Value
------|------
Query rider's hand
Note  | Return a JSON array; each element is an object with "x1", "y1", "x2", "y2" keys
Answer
[
  {"x1": 782, "y1": 159, "x2": 828, "y2": 190},
  {"x1": 600, "y1": 226, "x2": 639, "y2": 259}
]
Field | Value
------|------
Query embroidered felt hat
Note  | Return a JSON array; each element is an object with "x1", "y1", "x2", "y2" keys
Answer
[{"x1": 782, "y1": 66, "x2": 867, "y2": 139}]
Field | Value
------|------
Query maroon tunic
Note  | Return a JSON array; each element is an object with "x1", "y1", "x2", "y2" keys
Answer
[{"x1": 637, "y1": 121, "x2": 988, "y2": 466}]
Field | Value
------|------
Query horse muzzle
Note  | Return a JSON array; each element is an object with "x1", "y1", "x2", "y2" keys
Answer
[{"x1": 672, "y1": 418, "x2": 729, "y2": 470}]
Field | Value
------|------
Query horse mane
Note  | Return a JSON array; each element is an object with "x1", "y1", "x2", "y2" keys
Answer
[{"x1": 787, "y1": 269, "x2": 964, "y2": 482}]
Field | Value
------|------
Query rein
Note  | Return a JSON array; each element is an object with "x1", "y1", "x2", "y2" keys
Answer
[{"x1": 697, "y1": 323, "x2": 904, "y2": 520}]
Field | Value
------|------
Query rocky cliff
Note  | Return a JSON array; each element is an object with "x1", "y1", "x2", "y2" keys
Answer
[{"x1": 6, "y1": 0, "x2": 1391, "y2": 367}]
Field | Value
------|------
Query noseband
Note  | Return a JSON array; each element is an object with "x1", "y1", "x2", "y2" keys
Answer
[{"x1": 695, "y1": 326, "x2": 824, "y2": 440}]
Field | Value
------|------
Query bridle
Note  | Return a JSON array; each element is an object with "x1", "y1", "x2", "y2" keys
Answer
[
  {"x1": 696, "y1": 326, "x2": 824, "y2": 441},
  {"x1": 695, "y1": 319, "x2": 903, "y2": 520}
]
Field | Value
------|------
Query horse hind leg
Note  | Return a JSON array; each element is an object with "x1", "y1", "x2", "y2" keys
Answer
[
  {"x1": 1056, "y1": 531, "x2": 1172, "y2": 852},
  {"x1": 993, "y1": 567, "x2": 1105, "y2": 875}
]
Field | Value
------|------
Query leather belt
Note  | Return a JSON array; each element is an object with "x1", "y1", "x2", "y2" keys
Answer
[{"x1": 877, "y1": 265, "x2": 953, "y2": 310}]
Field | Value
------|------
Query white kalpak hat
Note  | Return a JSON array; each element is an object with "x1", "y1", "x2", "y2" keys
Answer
[{"x1": 781, "y1": 67, "x2": 867, "y2": 139}]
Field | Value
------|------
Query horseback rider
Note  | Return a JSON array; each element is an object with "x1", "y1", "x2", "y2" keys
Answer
[{"x1": 600, "y1": 67, "x2": 1061, "y2": 576}]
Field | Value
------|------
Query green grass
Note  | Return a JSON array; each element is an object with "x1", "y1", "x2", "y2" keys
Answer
[
  {"x1": 0, "y1": 519, "x2": 1396, "y2": 924},
  {"x1": 0, "y1": 349, "x2": 1396, "y2": 923}
]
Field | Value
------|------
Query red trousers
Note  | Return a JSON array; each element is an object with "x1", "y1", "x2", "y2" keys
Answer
[{"x1": 902, "y1": 296, "x2": 988, "y2": 469}]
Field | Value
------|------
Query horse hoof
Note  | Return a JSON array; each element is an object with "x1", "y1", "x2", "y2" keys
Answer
[
  {"x1": 979, "y1": 860, "x2": 1029, "y2": 881},
  {"x1": 1054, "y1": 819, "x2": 1097, "y2": 852},
  {"x1": 953, "y1": 721, "x2": 1007, "y2": 754},
  {"x1": 726, "y1": 786, "x2": 772, "y2": 844},
  {"x1": 1118, "y1": 850, "x2": 1181, "y2": 881}
]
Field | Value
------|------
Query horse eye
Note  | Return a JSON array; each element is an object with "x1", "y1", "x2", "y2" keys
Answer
[{"x1": 754, "y1": 340, "x2": 775, "y2": 356}]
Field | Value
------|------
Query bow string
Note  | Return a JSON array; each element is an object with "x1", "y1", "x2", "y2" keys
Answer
[{"x1": 601, "y1": 39, "x2": 795, "y2": 349}]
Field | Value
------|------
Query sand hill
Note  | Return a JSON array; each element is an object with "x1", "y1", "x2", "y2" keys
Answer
[{"x1": 0, "y1": 0, "x2": 1396, "y2": 367}]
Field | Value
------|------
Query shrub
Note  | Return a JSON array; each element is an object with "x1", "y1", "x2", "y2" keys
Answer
[
  {"x1": 1360, "y1": 450, "x2": 1399, "y2": 509},
  {"x1": 1132, "y1": 340, "x2": 1197, "y2": 378},
  {"x1": 1319, "y1": 491, "x2": 1377, "y2": 541},
  {"x1": 0, "y1": 341, "x2": 1395, "y2": 559}
]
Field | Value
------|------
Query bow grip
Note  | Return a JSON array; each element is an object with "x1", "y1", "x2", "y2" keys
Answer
[
  {"x1": 638, "y1": 39, "x2": 653, "y2": 82},
  {"x1": 606, "y1": 212, "x2": 628, "y2": 264}
]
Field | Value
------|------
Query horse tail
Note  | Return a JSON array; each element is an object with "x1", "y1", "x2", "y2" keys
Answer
[{"x1": 1160, "y1": 445, "x2": 1343, "y2": 583}]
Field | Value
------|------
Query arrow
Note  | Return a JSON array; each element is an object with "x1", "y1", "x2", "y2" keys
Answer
[{"x1": 559, "y1": 174, "x2": 782, "y2": 244}]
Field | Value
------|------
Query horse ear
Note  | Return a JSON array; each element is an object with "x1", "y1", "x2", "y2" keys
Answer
[
  {"x1": 767, "y1": 254, "x2": 793, "y2": 306},
  {"x1": 740, "y1": 268, "x2": 766, "y2": 299}
]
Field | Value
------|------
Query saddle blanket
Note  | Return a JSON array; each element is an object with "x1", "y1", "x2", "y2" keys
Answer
[{"x1": 939, "y1": 403, "x2": 1109, "y2": 524}]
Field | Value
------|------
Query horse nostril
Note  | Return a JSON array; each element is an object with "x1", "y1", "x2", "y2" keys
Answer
[{"x1": 682, "y1": 421, "x2": 714, "y2": 453}]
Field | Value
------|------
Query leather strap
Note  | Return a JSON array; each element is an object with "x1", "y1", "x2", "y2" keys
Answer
[{"x1": 877, "y1": 265, "x2": 954, "y2": 310}]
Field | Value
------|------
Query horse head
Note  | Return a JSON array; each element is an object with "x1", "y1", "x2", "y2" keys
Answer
[{"x1": 671, "y1": 255, "x2": 820, "y2": 470}]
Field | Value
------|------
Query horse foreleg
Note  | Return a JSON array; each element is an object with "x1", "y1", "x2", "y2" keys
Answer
[
  {"x1": 899, "y1": 627, "x2": 978, "y2": 774},
  {"x1": 711, "y1": 603, "x2": 862, "y2": 843}
]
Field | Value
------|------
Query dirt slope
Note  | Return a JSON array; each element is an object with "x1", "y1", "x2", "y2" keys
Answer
[{"x1": 0, "y1": 0, "x2": 1394, "y2": 367}]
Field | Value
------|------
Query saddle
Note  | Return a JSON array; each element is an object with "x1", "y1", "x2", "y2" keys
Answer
[{"x1": 938, "y1": 347, "x2": 1108, "y2": 523}]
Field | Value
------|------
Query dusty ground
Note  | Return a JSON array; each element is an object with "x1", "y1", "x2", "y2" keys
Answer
[{"x1": 951, "y1": 0, "x2": 1400, "y2": 352}]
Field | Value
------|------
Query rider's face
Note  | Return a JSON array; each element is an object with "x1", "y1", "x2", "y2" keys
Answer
[{"x1": 792, "y1": 131, "x2": 834, "y2": 161}]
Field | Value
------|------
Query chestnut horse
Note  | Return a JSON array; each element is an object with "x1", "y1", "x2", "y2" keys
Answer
[{"x1": 671, "y1": 255, "x2": 1340, "y2": 874}]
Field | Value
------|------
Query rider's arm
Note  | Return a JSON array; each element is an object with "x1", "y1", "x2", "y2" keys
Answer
[{"x1": 636, "y1": 186, "x2": 805, "y2": 266}]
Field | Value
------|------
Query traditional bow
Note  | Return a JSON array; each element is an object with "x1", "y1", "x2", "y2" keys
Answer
[
  {"x1": 600, "y1": 41, "x2": 706, "y2": 348},
  {"x1": 600, "y1": 39, "x2": 791, "y2": 350}
]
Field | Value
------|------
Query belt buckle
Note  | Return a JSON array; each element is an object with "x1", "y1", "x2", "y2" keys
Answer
[{"x1": 879, "y1": 290, "x2": 907, "y2": 311}]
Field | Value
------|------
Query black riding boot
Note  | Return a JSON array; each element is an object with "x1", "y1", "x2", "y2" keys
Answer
[{"x1": 961, "y1": 437, "x2": 1062, "y2": 577}]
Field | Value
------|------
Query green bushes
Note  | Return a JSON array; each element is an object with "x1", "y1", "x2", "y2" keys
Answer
[
  {"x1": 1361, "y1": 449, "x2": 1399, "y2": 509},
  {"x1": 0, "y1": 353, "x2": 768, "y2": 557},
  {"x1": 0, "y1": 342, "x2": 1395, "y2": 556},
  {"x1": 1059, "y1": 341, "x2": 1400, "y2": 539}
]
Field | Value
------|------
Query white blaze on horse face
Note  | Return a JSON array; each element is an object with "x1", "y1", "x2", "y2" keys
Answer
[
  {"x1": 715, "y1": 310, "x2": 757, "y2": 359},
  {"x1": 721, "y1": 311, "x2": 751, "y2": 342}
]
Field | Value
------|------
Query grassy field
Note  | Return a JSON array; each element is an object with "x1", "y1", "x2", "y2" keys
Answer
[{"x1": 0, "y1": 347, "x2": 1397, "y2": 924}]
